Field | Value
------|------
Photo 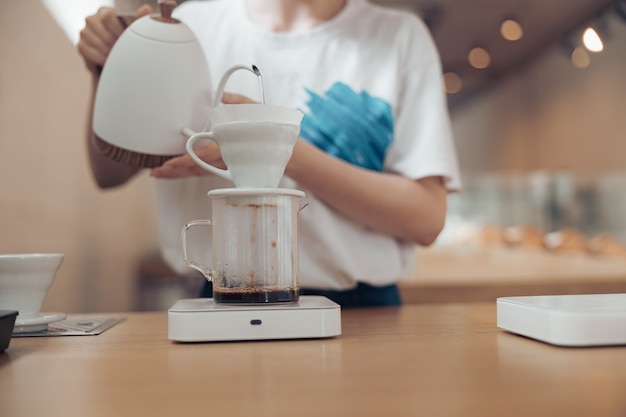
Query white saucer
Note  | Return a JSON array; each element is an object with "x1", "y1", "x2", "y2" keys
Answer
[{"x1": 13, "y1": 312, "x2": 66, "y2": 334}]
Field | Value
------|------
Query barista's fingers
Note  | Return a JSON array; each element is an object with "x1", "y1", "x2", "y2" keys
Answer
[
  {"x1": 150, "y1": 158, "x2": 197, "y2": 178},
  {"x1": 134, "y1": 4, "x2": 153, "y2": 18},
  {"x1": 97, "y1": 7, "x2": 127, "y2": 39},
  {"x1": 78, "y1": 5, "x2": 152, "y2": 73},
  {"x1": 151, "y1": 162, "x2": 210, "y2": 178},
  {"x1": 77, "y1": 29, "x2": 110, "y2": 69},
  {"x1": 151, "y1": 150, "x2": 226, "y2": 178},
  {"x1": 192, "y1": 142, "x2": 224, "y2": 166},
  {"x1": 84, "y1": 8, "x2": 122, "y2": 47},
  {"x1": 78, "y1": 10, "x2": 119, "y2": 69},
  {"x1": 221, "y1": 92, "x2": 258, "y2": 105}
]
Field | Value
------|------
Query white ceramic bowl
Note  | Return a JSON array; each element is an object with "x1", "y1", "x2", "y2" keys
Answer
[{"x1": 0, "y1": 253, "x2": 64, "y2": 319}]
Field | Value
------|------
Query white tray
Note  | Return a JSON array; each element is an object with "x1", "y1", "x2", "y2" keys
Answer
[{"x1": 497, "y1": 293, "x2": 626, "y2": 347}]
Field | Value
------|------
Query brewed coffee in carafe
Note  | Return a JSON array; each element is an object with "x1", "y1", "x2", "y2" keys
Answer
[{"x1": 182, "y1": 188, "x2": 306, "y2": 303}]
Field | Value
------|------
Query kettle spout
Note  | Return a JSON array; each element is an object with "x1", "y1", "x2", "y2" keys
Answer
[{"x1": 213, "y1": 64, "x2": 265, "y2": 105}]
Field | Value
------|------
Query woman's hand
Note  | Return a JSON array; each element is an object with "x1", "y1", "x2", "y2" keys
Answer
[
  {"x1": 77, "y1": 5, "x2": 152, "y2": 75},
  {"x1": 150, "y1": 141, "x2": 225, "y2": 179}
]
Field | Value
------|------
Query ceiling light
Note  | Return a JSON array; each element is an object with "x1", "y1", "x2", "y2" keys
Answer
[
  {"x1": 468, "y1": 47, "x2": 491, "y2": 69},
  {"x1": 570, "y1": 46, "x2": 590, "y2": 68},
  {"x1": 443, "y1": 72, "x2": 462, "y2": 94},
  {"x1": 500, "y1": 19, "x2": 524, "y2": 41},
  {"x1": 582, "y1": 27, "x2": 604, "y2": 52}
]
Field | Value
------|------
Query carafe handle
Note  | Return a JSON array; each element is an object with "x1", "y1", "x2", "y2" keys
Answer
[
  {"x1": 181, "y1": 220, "x2": 214, "y2": 281},
  {"x1": 185, "y1": 133, "x2": 233, "y2": 183}
]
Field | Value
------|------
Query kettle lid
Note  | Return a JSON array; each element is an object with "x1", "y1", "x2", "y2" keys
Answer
[{"x1": 129, "y1": 5, "x2": 196, "y2": 43}]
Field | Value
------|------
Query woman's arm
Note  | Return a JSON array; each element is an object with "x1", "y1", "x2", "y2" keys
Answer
[
  {"x1": 285, "y1": 139, "x2": 447, "y2": 245},
  {"x1": 77, "y1": 6, "x2": 152, "y2": 188}
]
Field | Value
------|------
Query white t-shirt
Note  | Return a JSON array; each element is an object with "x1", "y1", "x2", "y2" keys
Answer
[{"x1": 157, "y1": 0, "x2": 461, "y2": 290}]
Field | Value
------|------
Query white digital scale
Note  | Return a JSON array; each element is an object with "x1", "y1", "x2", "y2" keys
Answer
[
  {"x1": 168, "y1": 295, "x2": 341, "y2": 342},
  {"x1": 497, "y1": 293, "x2": 626, "y2": 347}
]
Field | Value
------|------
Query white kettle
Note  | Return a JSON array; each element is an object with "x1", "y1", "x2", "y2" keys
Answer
[{"x1": 92, "y1": 1, "x2": 259, "y2": 168}]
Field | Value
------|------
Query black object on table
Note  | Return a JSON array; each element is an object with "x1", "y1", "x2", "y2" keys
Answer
[{"x1": 0, "y1": 310, "x2": 18, "y2": 352}]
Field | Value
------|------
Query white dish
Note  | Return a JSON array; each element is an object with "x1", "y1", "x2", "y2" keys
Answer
[
  {"x1": 13, "y1": 312, "x2": 66, "y2": 334},
  {"x1": 497, "y1": 294, "x2": 626, "y2": 347}
]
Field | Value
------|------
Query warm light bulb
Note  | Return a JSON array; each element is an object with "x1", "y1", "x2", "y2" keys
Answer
[
  {"x1": 443, "y1": 72, "x2": 462, "y2": 94},
  {"x1": 571, "y1": 46, "x2": 590, "y2": 68},
  {"x1": 468, "y1": 47, "x2": 491, "y2": 69},
  {"x1": 500, "y1": 19, "x2": 523, "y2": 41},
  {"x1": 582, "y1": 27, "x2": 604, "y2": 52}
]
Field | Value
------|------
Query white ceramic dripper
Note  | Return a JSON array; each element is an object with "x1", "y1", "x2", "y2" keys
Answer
[{"x1": 185, "y1": 104, "x2": 304, "y2": 188}]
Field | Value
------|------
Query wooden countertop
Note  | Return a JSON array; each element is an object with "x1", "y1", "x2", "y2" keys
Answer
[
  {"x1": 2, "y1": 304, "x2": 626, "y2": 417},
  {"x1": 400, "y1": 246, "x2": 626, "y2": 303}
]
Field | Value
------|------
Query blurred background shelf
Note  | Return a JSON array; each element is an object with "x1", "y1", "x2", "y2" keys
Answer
[{"x1": 400, "y1": 245, "x2": 626, "y2": 303}]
